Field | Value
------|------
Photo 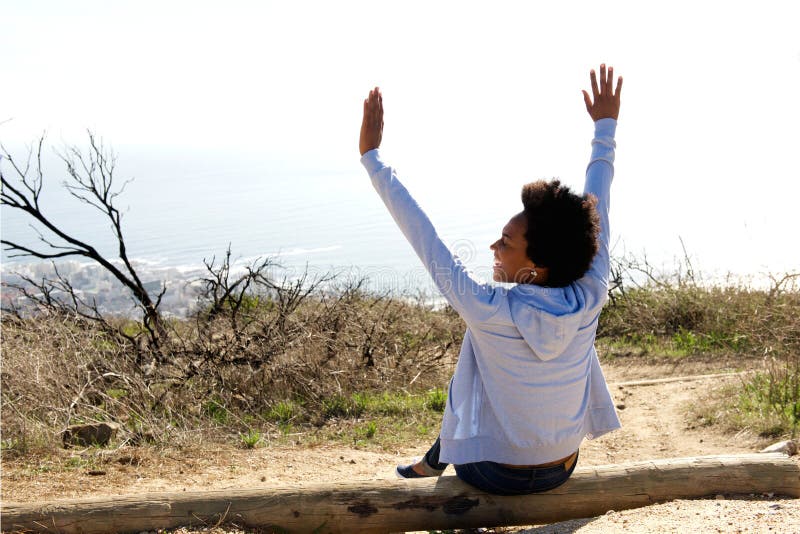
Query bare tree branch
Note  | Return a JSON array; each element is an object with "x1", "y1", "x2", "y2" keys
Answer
[{"x1": 1, "y1": 133, "x2": 165, "y2": 349}]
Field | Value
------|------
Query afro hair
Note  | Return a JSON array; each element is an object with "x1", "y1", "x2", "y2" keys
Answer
[{"x1": 520, "y1": 179, "x2": 600, "y2": 287}]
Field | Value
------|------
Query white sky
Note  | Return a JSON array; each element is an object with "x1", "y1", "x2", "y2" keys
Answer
[{"x1": 3, "y1": 0, "x2": 800, "y2": 279}]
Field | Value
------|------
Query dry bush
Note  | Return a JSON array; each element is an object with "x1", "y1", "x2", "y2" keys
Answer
[
  {"x1": 1, "y1": 313, "x2": 158, "y2": 453},
  {"x1": 1, "y1": 273, "x2": 464, "y2": 453},
  {"x1": 599, "y1": 254, "x2": 799, "y2": 357},
  {"x1": 5, "y1": 244, "x2": 797, "y2": 452},
  {"x1": 598, "y1": 284, "x2": 773, "y2": 353},
  {"x1": 167, "y1": 276, "x2": 462, "y2": 427}
]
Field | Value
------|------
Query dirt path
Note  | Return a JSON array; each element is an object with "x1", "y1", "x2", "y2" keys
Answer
[{"x1": 3, "y1": 360, "x2": 799, "y2": 533}]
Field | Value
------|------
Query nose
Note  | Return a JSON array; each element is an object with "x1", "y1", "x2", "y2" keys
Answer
[{"x1": 490, "y1": 239, "x2": 499, "y2": 251}]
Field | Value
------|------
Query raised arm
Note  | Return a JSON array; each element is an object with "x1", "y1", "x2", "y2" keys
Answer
[
  {"x1": 582, "y1": 64, "x2": 622, "y2": 286},
  {"x1": 359, "y1": 88, "x2": 501, "y2": 323}
]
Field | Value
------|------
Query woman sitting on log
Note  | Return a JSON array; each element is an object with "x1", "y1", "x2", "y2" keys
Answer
[{"x1": 358, "y1": 64, "x2": 623, "y2": 495}]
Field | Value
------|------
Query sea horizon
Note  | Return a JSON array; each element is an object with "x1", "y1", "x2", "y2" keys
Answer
[{"x1": 2, "y1": 149, "x2": 797, "y2": 315}]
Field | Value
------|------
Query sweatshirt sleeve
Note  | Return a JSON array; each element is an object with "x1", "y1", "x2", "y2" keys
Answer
[
  {"x1": 361, "y1": 149, "x2": 501, "y2": 323},
  {"x1": 583, "y1": 118, "x2": 617, "y2": 287}
]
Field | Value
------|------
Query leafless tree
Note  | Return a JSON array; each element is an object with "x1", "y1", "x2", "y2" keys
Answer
[
  {"x1": 767, "y1": 271, "x2": 800, "y2": 304},
  {"x1": 194, "y1": 249, "x2": 334, "y2": 364},
  {"x1": 0, "y1": 133, "x2": 166, "y2": 349},
  {"x1": 200, "y1": 245, "x2": 276, "y2": 328}
]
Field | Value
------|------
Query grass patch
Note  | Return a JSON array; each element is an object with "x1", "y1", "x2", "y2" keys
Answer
[
  {"x1": 267, "y1": 400, "x2": 300, "y2": 424},
  {"x1": 317, "y1": 390, "x2": 447, "y2": 422},
  {"x1": 322, "y1": 395, "x2": 363, "y2": 419},
  {"x1": 689, "y1": 372, "x2": 800, "y2": 440},
  {"x1": 269, "y1": 391, "x2": 447, "y2": 450},
  {"x1": 737, "y1": 372, "x2": 800, "y2": 437},
  {"x1": 354, "y1": 420, "x2": 378, "y2": 443},
  {"x1": 425, "y1": 388, "x2": 448, "y2": 412},
  {"x1": 312, "y1": 413, "x2": 440, "y2": 451},
  {"x1": 239, "y1": 429, "x2": 263, "y2": 449}
]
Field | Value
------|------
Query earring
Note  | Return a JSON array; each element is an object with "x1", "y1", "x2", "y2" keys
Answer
[{"x1": 530, "y1": 268, "x2": 538, "y2": 281}]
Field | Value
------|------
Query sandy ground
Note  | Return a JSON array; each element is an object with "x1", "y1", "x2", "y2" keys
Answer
[{"x1": 3, "y1": 358, "x2": 799, "y2": 533}]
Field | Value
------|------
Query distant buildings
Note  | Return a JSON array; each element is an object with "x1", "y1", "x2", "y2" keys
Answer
[{"x1": 1, "y1": 260, "x2": 206, "y2": 318}]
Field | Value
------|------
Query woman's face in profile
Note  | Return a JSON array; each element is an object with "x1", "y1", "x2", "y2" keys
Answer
[{"x1": 489, "y1": 213, "x2": 537, "y2": 284}]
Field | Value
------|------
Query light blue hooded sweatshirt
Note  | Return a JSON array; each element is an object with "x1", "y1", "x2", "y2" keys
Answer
[{"x1": 360, "y1": 118, "x2": 621, "y2": 465}]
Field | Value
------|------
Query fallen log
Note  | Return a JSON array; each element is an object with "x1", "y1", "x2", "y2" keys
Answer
[
  {"x1": 611, "y1": 371, "x2": 751, "y2": 388},
  {"x1": 3, "y1": 453, "x2": 798, "y2": 533}
]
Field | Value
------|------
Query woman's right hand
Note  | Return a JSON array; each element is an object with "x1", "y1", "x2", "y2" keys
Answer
[
  {"x1": 582, "y1": 64, "x2": 622, "y2": 121},
  {"x1": 360, "y1": 87, "x2": 384, "y2": 155}
]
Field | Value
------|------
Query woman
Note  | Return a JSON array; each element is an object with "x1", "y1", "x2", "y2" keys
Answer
[{"x1": 358, "y1": 64, "x2": 623, "y2": 495}]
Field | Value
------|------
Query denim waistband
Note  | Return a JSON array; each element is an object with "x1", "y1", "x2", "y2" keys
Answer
[{"x1": 454, "y1": 450, "x2": 579, "y2": 496}]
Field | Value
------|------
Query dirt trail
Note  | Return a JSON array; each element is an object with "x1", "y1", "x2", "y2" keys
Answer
[
  {"x1": 582, "y1": 371, "x2": 757, "y2": 467},
  {"x1": 3, "y1": 360, "x2": 799, "y2": 533}
]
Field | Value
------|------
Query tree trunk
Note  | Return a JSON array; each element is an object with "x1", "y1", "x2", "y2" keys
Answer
[{"x1": 2, "y1": 453, "x2": 798, "y2": 533}]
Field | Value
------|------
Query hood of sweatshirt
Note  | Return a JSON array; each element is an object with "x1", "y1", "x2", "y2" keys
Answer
[{"x1": 507, "y1": 283, "x2": 587, "y2": 361}]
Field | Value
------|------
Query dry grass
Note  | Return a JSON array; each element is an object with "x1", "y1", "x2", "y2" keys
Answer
[
  {"x1": 599, "y1": 283, "x2": 798, "y2": 355},
  {"x1": 2, "y1": 263, "x2": 799, "y2": 460},
  {"x1": 1, "y1": 281, "x2": 463, "y2": 457},
  {"x1": 598, "y1": 265, "x2": 800, "y2": 437}
]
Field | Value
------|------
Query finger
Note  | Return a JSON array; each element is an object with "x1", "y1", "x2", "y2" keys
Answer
[
  {"x1": 606, "y1": 66, "x2": 614, "y2": 94},
  {"x1": 615, "y1": 76, "x2": 623, "y2": 99},
  {"x1": 590, "y1": 69, "x2": 599, "y2": 99},
  {"x1": 582, "y1": 90, "x2": 593, "y2": 113},
  {"x1": 366, "y1": 100, "x2": 377, "y2": 127},
  {"x1": 599, "y1": 64, "x2": 607, "y2": 94}
]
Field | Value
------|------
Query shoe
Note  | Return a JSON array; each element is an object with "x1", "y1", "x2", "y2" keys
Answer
[{"x1": 395, "y1": 457, "x2": 445, "y2": 479}]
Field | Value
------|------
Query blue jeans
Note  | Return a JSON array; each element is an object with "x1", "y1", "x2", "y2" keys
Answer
[{"x1": 423, "y1": 438, "x2": 578, "y2": 496}]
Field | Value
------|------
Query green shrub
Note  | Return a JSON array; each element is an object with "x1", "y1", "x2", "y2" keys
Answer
[
  {"x1": 671, "y1": 328, "x2": 713, "y2": 354},
  {"x1": 739, "y1": 370, "x2": 800, "y2": 436},
  {"x1": 351, "y1": 392, "x2": 370, "y2": 416},
  {"x1": 267, "y1": 401, "x2": 298, "y2": 424},
  {"x1": 239, "y1": 429, "x2": 263, "y2": 448},
  {"x1": 204, "y1": 398, "x2": 229, "y2": 424},
  {"x1": 322, "y1": 395, "x2": 363, "y2": 419},
  {"x1": 425, "y1": 388, "x2": 447, "y2": 412},
  {"x1": 356, "y1": 421, "x2": 377, "y2": 440}
]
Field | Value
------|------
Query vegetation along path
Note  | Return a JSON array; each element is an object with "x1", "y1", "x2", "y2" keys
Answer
[{"x1": 4, "y1": 359, "x2": 799, "y2": 533}]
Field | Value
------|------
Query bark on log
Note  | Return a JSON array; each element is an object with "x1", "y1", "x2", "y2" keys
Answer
[{"x1": 2, "y1": 453, "x2": 798, "y2": 533}]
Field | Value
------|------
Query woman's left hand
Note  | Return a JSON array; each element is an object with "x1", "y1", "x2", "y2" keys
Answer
[
  {"x1": 582, "y1": 64, "x2": 622, "y2": 121},
  {"x1": 360, "y1": 87, "x2": 384, "y2": 155}
]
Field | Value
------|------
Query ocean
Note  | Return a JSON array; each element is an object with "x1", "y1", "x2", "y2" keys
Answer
[
  {"x1": 1, "y1": 145, "x2": 797, "y2": 315},
  {"x1": 1, "y1": 148, "x2": 502, "y2": 311}
]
